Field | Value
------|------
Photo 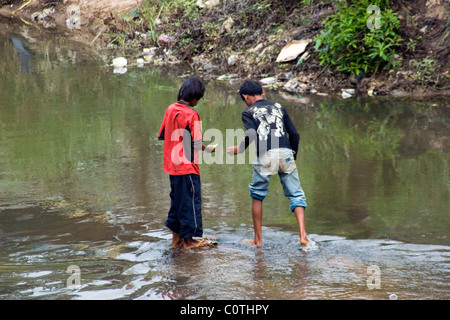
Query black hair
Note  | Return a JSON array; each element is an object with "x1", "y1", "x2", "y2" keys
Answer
[
  {"x1": 239, "y1": 80, "x2": 263, "y2": 101},
  {"x1": 177, "y1": 77, "x2": 205, "y2": 103}
]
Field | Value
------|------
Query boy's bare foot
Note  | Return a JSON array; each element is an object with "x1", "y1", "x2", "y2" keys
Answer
[
  {"x1": 170, "y1": 232, "x2": 183, "y2": 248},
  {"x1": 183, "y1": 238, "x2": 214, "y2": 249},
  {"x1": 241, "y1": 239, "x2": 261, "y2": 247},
  {"x1": 170, "y1": 240, "x2": 183, "y2": 248},
  {"x1": 300, "y1": 234, "x2": 309, "y2": 246}
]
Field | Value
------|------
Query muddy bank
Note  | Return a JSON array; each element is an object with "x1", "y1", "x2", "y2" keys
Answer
[{"x1": 1, "y1": 0, "x2": 449, "y2": 98}]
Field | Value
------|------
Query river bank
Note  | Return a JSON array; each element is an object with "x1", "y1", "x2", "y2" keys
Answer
[{"x1": 1, "y1": 0, "x2": 449, "y2": 99}]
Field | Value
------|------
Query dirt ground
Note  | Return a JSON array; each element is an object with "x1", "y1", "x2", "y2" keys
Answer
[{"x1": 1, "y1": 0, "x2": 449, "y2": 98}]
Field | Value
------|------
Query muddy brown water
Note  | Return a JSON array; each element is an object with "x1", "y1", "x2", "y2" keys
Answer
[{"x1": 0, "y1": 25, "x2": 449, "y2": 300}]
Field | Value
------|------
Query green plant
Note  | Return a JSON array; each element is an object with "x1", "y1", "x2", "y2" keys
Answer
[
  {"x1": 121, "y1": 8, "x2": 141, "y2": 23},
  {"x1": 314, "y1": 0, "x2": 402, "y2": 76},
  {"x1": 119, "y1": 0, "x2": 199, "y2": 46},
  {"x1": 203, "y1": 21, "x2": 221, "y2": 39},
  {"x1": 302, "y1": 0, "x2": 314, "y2": 13},
  {"x1": 270, "y1": 23, "x2": 285, "y2": 34},
  {"x1": 255, "y1": 0, "x2": 272, "y2": 12},
  {"x1": 406, "y1": 35, "x2": 421, "y2": 52},
  {"x1": 406, "y1": 38, "x2": 416, "y2": 52},
  {"x1": 104, "y1": 32, "x2": 127, "y2": 49},
  {"x1": 140, "y1": 0, "x2": 165, "y2": 44},
  {"x1": 244, "y1": 0, "x2": 272, "y2": 18},
  {"x1": 409, "y1": 58, "x2": 436, "y2": 85}
]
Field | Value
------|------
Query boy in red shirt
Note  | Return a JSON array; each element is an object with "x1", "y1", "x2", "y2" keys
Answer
[{"x1": 158, "y1": 77, "x2": 216, "y2": 249}]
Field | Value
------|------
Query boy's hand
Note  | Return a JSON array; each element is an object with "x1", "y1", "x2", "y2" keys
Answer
[
  {"x1": 227, "y1": 146, "x2": 238, "y2": 156},
  {"x1": 205, "y1": 144, "x2": 217, "y2": 153}
]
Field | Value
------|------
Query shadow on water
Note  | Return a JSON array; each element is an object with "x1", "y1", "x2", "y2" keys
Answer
[{"x1": 0, "y1": 22, "x2": 449, "y2": 300}]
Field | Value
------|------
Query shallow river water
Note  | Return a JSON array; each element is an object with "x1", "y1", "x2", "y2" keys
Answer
[{"x1": 0, "y1": 23, "x2": 449, "y2": 300}]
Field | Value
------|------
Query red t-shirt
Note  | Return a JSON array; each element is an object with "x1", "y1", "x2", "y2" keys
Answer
[{"x1": 158, "y1": 102, "x2": 203, "y2": 175}]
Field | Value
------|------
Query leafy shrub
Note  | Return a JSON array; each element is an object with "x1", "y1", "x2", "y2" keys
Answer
[{"x1": 314, "y1": 0, "x2": 402, "y2": 76}]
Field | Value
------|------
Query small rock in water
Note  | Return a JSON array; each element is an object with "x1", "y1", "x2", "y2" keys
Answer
[
  {"x1": 342, "y1": 92, "x2": 352, "y2": 99},
  {"x1": 112, "y1": 57, "x2": 128, "y2": 74},
  {"x1": 112, "y1": 57, "x2": 127, "y2": 68},
  {"x1": 342, "y1": 88, "x2": 355, "y2": 94},
  {"x1": 260, "y1": 76, "x2": 276, "y2": 84},
  {"x1": 341, "y1": 88, "x2": 356, "y2": 98}
]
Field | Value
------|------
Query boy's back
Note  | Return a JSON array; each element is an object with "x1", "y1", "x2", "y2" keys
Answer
[
  {"x1": 158, "y1": 102, "x2": 203, "y2": 175},
  {"x1": 241, "y1": 99, "x2": 300, "y2": 158}
]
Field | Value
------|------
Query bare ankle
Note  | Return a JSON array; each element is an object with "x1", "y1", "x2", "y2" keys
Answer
[
  {"x1": 252, "y1": 238, "x2": 262, "y2": 246},
  {"x1": 300, "y1": 236, "x2": 309, "y2": 245}
]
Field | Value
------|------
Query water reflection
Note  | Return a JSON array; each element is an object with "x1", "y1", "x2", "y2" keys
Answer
[
  {"x1": 0, "y1": 25, "x2": 449, "y2": 300},
  {"x1": 10, "y1": 34, "x2": 32, "y2": 73},
  {"x1": 1, "y1": 214, "x2": 449, "y2": 300}
]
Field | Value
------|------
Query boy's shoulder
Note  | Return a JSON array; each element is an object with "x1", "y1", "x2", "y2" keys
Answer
[
  {"x1": 254, "y1": 99, "x2": 284, "y2": 109},
  {"x1": 166, "y1": 102, "x2": 200, "y2": 117},
  {"x1": 242, "y1": 99, "x2": 285, "y2": 114}
]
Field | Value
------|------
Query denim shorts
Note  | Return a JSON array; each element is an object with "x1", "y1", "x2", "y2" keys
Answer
[{"x1": 249, "y1": 148, "x2": 307, "y2": 211}]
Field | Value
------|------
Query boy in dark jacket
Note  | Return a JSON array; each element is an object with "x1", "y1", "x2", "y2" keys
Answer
[{"x1": 227, "y1": 80, "x2": 308, "y2": 247}]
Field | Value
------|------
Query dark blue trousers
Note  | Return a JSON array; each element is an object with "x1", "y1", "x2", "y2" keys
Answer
[{"x1": 165, "y1": 174, "x2": 203, "y2": 239}]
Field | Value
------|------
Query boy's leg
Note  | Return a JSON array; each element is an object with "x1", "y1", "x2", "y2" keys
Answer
[
  {"x1": 294, "y1": 206, "x2": 308, "y2": 245},
  {"x1": 165, "y1": 175, "x2": 208, "y2": 249},
  {"x1": 279, "y1": 168, "x2": 308, "y2": 245},
  {"x1": 245, "y1": 165, "x2": 271, "y2": 247},
  {"x1": 178, "y1": 174, "x2": 211, "y2": 249},
  {"x1": 166, "y1": 176, "x2": 182, "y2": 247},
  {"x1": 249, "y1": 198, "x2": 263, "y2": 246}
]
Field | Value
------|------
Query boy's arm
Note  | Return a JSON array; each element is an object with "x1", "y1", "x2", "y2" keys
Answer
[
  {"x1": 284, "y1": 113, "x2": 300, "y2": 159},
  {"x1": 158, "y1": 126, "x2": 165, "y2": 140},
  {"x1": 238, "y1": 128, "x2": 257, "y2": 153},
  {"x1": 227, "y1": 111, "x2": 256, "y2": 155},
  {"x1": 158, "y1": 112, "x2": 166, "y2": 140},
  {"x1": 195, "y1": 142, "x2": 216, "y2": 153},
  {"x1": 191, "y1": 114, "x2": 216, "y2": 153},
  {"x1": 227, "y1": 128, "x2": 256, "y2": 155}
]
